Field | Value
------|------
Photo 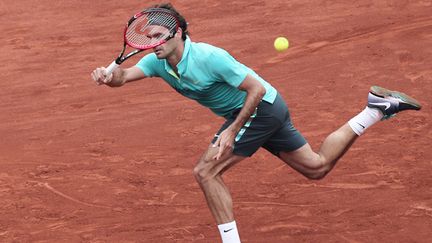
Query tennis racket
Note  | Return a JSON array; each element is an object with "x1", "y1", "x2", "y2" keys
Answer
[{"x1": 105, "y1": 8, "x2": 180, "y2": 76}]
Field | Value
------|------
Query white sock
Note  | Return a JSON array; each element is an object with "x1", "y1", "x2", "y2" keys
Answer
[
  {"x1": 348, "y1": 106, "x2": 384, "y2": 136},
  {"x1": 217, "y1": 221, "x2": 241, "y2": 243}
]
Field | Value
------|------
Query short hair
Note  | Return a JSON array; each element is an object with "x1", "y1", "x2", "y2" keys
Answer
[{"x1": 152, "y1": 3, "x2": 189, "y2": 41}]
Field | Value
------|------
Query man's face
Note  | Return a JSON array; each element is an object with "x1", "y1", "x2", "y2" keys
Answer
[
  {"x1": 152, "y1": 37, "x2": 176, "y2": 59},
  {"x1": 145, "y1": 26, "x2": 181, "y2": 59}
]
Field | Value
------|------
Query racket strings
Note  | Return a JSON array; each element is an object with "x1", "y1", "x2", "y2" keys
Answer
[{"x1": 126, "y1": 12, "x2": 177, "y2": 49}]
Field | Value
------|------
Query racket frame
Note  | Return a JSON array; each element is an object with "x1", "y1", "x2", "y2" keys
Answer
[{"x1": 105, "y1": 8, "x2": 180, "y2": 76}]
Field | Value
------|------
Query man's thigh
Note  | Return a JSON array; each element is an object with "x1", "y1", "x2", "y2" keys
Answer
[{"x1": 262, "y1": 119, "x2": 307, "y2": 157}]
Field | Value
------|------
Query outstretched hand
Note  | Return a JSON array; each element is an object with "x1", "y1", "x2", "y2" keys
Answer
[
  {"x1": 91, "y1": 67, "x2": 113, "y2": 85},
  {"x1": 212, "y1": 128, "x2": 237, "y2": 160}
]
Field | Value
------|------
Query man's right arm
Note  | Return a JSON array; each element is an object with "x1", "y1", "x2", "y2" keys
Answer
[{"x1": 91, "y1": 66, "x2": 146, "y2": 87}]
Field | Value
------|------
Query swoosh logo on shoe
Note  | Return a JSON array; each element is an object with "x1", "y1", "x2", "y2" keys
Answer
[
  {"x1": 224, "y1": 228, "x2": 234, "y2": 233},
  {"x1": 369, "y1": 102, "x2": 391, "y2": 110}
]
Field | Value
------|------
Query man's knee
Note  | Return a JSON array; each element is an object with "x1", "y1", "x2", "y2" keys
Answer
[
  {"x1": 193, "y1": 157, "x2": 214, "y2": 184},
  {"x1": 303, "y1": 162, "x2": 332, "y2": 180},
  {"x1": 305, "y1": 170, "x2": 328, "y2": 180}
]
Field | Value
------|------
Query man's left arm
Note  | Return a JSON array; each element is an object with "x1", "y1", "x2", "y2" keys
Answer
[{"x1": 213, "y1": 74, "x2": 266, "y2": 160}]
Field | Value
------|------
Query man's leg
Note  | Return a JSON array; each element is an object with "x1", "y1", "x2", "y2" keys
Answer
[
  {"x1": 280, "y1": 86, "x2": 421, "y2": 179},
  {"x1": 280, "y1": 123, "x2": 357, "y2": 179},
  {"x1": 193, "y1": 144, "x2": 246, "y2": 243}
]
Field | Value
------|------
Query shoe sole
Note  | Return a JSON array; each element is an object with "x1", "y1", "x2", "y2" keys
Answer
[{"x1": 370, "y1": 86, "x2": 422, "y2": 110}]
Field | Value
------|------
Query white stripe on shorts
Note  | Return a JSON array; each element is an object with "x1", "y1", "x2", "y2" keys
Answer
[{"x1": 234, "y1": 108, "x2": 258, "y2": 142}]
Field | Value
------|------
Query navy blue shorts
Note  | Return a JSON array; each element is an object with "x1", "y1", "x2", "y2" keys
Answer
[{"x1": 212, "y1": 93, "x2": 307, "y2": 157}]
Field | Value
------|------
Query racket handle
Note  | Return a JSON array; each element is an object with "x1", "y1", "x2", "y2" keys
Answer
[{"x1": 105, "y1": 61, "x2": 120, "y2": 76}]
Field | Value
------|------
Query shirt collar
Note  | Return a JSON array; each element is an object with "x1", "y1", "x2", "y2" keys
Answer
[
  {"x1": 179, "y1": 36, "x2": 192, "y2": 68},
  {"x1": 163, "y1": 36, "x2": 191, "y2": 77}
]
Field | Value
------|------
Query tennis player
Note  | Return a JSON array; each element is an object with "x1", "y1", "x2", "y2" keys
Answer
[{"x1": 91, "y1": 3, "x2": 421, "y2": 243}]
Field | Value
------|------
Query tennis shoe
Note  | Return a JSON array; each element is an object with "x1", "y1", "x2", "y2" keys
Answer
[{"x1": 367, "y1": 86, "x2": 421, "y2": 119}]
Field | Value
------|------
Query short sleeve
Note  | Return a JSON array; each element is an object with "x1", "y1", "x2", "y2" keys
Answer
[
  {"x1": 135, "y1": 53, "x2": 159, "y2": 77},
  {"x1": 209, "y1": 50, "x2": 248, "y2": 87}
]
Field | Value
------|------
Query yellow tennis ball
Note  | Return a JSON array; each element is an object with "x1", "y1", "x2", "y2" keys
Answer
[{"x1": 274, "y1": 37, "x2": 289, "y2": 52}]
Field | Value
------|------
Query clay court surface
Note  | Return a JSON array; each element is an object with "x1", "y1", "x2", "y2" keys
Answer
[{"x1": 1, "y1": 0, "x2": 431, "y2": 242}]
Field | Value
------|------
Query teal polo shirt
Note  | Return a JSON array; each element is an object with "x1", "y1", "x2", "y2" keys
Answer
[{"x1": 135, "y1": 37, "x2": 277, "y2": 118}]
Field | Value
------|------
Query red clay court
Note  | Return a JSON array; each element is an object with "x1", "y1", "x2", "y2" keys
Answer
[{"x1": 1, "y1": 0, "x2": 431, "y2": 242}]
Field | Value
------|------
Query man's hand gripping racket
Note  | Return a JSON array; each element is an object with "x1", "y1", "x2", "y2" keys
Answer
[{"x1": 92, "y1": 8, "x2": 179, "y2": 85}]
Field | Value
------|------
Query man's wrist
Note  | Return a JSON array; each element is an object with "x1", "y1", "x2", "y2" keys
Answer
[{"x1": 228, "y1": 122, "x2": 243, "y2": 134}]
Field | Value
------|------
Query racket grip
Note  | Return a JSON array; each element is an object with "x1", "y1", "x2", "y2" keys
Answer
[{"x1": 105, "y1": 61, "x2": 120, "y2": 76}]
